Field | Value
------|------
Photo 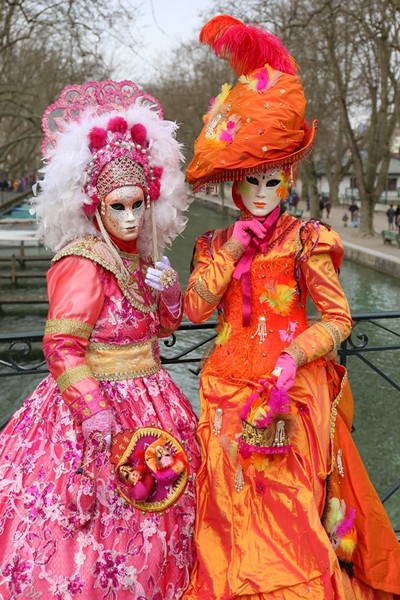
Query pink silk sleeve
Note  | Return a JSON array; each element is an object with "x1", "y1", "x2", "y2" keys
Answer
[
  {"x1": 43, "y1": 256, "x2": 111, "y2": 424},
  {"x1": 158, "y1": 294, "x2": 183, "y2": 337}
]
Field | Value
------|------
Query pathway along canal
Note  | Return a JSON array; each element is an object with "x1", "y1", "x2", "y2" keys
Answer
[{"x1": 0, "y1": 202, "x2": 399, "y2": 525}]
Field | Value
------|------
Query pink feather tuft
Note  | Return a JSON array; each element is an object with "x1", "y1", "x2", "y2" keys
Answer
[
  {"x1": 149, "y1": 179, "x2": 161, "y2": 201},
  {"x1": 255, "y1": 68, "x2": 270, "y2": 91},
  {"x1": 107, "y1": 116, "x2": 128, "y2": 134},
  {"x1": 83, "y1": 199, "x2": 98, "y2": 218},
  {"x1": 268, "y1": 386, "x2": 290, "y2": 414},
  {"x1": 200, "y1": 15, "x2": 297, "y2": 76},
  {"x1": 88, "y1": 127, "x2": 107, "y2": 150},
  {"x1": 336, "y1": 508, "x2": 356, "y2": 538},
  {"x1": 130, "y1": 123, "x2": 148, "y2": 146}
]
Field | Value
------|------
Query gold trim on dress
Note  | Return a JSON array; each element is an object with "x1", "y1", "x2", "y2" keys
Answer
[
  {"x1": 53, "y1": 236, "x2": 157, "y2": 314},
  {"x1": 57, "y1": 365, "x2": 93, "y2": 393},
  {"x1": 327, "y1": 369, "x2": 348, "y2": 475},
  {"x1": 319, "y1": 321, "x2": 342, "y2": 350},
  {"x1": 222, "y1": 238, "x2": 245, "y2": 260},
  {"x1": 86, "y1": 339, "x2": 161, "y2": 381},
  {"x1": 285, "y1": 342, "x2": 308, "y2": 367},
  {"x1": 194, "y1": 277, "x2": 221, "y2": 305},
  {"x1": 45, "y1": 318, "x2": 93, "y2": 339}
]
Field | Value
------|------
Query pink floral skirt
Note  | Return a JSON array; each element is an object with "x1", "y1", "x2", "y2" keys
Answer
[{"x1": 0, "y1": 369, "x2": 200, "y2": 599}]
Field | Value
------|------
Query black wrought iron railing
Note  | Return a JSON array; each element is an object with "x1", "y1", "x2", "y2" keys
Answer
[{"x1": 1, "y1": 311, "x2": 399, "y2": 532}]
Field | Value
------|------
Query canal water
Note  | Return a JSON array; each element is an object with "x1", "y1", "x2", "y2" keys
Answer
[{"x1": 0, "y1": 201, "x2": 399, "y2": 525}]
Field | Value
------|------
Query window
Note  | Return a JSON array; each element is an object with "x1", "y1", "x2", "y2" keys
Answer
[{"x1": 387, "y1": 177, "x2": 397, "y2": 191}]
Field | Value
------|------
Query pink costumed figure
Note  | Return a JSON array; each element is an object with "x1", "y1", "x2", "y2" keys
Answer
[{"x1": 0, "y1": 80, "x2": 200, "y2": 599}]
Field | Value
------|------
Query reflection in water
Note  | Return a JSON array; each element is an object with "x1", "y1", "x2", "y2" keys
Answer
[{"x1": 0, "y1": 202, "x2": 399, "y2": 523}]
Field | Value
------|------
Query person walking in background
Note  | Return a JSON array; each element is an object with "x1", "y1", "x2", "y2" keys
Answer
[
  {"x1": 386, "y1": 204, "x2": 396, "y2": 230},
  {"x1": 0, "y1": 80, "x2": 200, "y2": 598},
  {"x1": 325, "y1": 198, "x2": 332, "y2": 219},
  {"x1": 182, "y1": 15, "x2": 400, "y2": 600},
  {"x1": 395, "y1": 205, "x2": 400, "y2": 233}
]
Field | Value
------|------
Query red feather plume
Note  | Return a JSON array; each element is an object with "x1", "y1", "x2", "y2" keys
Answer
[{"x1": 199, "y1": 14, "x2": 297, "y2": 76}]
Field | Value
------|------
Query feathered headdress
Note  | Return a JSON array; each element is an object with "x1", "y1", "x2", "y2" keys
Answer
[
  {"x1": 186, "y1": 15, "x2": 317, "y2": 190},
  {"x1": 33, "y1": 80, "x2": 191, "y2": 257}
]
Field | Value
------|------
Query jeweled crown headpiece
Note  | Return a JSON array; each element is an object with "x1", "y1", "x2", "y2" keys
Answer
[
  {"x1": 34, "y1": 80, "x2": 190, "y2": 254},
  {"x1": 41, "y1": 81, "x2": 163, "y2": 216}
]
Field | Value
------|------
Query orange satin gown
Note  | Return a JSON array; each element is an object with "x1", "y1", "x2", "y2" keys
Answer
[{"x1": 183, "y1": 213, "x2": 400, "y2": 600}]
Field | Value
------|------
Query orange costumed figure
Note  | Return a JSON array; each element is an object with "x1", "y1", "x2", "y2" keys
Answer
[{"x1": 182, "y1": 15, "x2": 400, "y2": 600}]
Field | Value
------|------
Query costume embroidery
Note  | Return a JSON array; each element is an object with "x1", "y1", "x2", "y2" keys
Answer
[
  {"x1": 45, "y1": 318, "x2": 93, "y2": 338},
  {"x1": 56, "y1": 365, "x2": 93, "y2": 393},
  {"x1": 53, "y1": 236, "x2": 157, "y2": 314},
  {"x1": 194, "y1": 277, "x2": 221, "y2": 304},
  {"x1": 320, "y1": 321, "x2": 343, "y2": 350}
]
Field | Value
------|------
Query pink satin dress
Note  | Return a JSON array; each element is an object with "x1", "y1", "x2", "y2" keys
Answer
[{"x1": 0, "y1": 236, "x2": 200, "y2": 599}]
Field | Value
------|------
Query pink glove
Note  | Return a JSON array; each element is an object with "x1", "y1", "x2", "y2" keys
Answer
[
  {"x1": 69, "y1": 409, "x2": 114, "y2": 528},
  {"x1": 82, "y1": 408, "x2": 115, "y2": 448},
  {"x1": 272, "y1": 353, "x2": 297, "y2": 392},
  {"x1": 232, "y1": 219, "x2": 267, "y2": 249},
  {"x1": 145, "y1": 256, "x2": 181, "y2": 314}
]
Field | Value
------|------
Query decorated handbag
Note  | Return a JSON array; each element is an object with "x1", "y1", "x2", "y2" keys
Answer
[
  {"x1": 110, "y1": 427, "x2": 189, "y2": 512},
  {"x1": 232, "y1": 376, "x2": 296, "y2": 492},
  {"x1": 238, "y1": 376, "x2": 295, "y2": 457}
]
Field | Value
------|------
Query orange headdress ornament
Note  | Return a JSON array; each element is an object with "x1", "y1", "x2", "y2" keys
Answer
[{"x1": 186, "y1": 15, "x2": 317, "y2": 190}]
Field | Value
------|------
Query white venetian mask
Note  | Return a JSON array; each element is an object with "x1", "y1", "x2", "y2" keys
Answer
[{"x1": 236, "y1": 170, "x2": 289, "y2": 216}]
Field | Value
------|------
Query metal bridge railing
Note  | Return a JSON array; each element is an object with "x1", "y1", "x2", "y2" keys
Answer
[{"x1": 1, "y1": 311, "x2": 399, "y2": 532}]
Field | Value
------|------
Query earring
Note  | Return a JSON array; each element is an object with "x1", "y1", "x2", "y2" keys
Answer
[{"x1": 289, "y1": 165, "x2": 294, "y2": 186}]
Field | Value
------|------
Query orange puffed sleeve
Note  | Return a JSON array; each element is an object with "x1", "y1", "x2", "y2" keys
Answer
[
  {"x1": 286, "y1": 226, "x2": 352, "y2": 366},
  {"x1": 43, "y1": 256, "x2": 111, "y2": 424},
  {"x1": 184, "y1": 229, "x2": 243, "y2": 323}
]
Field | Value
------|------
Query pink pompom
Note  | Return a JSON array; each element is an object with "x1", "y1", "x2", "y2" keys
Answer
[
  {"x1": 152, "y1": 166, "x2": 163, "y2": 179},
  {"x1": 83, "y1": 194, "x2": 99, "y2": 217},
  {"x1": 149, "y1": 180, "x2": 161, "y2": 201},
  {"x1": 107, "y1": 116, "x2": 128, "y2": 134},
  {"x1": 88, "y1": 127, "x2": 107, "y2": 150},
  {"x1": 130, "y1": 123, "x2": 148, "y2": 145}
]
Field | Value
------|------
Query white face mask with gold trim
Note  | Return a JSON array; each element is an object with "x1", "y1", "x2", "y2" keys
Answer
[
  {"x1": 237, "y1": 170, "x2": 288, "y2": 217},
  {"x1": 102, "y1": 185, "x2": 145, "y2": 242}
]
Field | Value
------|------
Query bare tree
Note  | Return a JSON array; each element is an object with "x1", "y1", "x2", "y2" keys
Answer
[
  {"x1": 146, "y1": 42, "x2": 234, "y2": 166},
  {"x1": 197, "y1": 0, "x2": 400, "y2": 234},
  {"x1": 0, "y1": 0, "x2": 140, "y2": 178}
]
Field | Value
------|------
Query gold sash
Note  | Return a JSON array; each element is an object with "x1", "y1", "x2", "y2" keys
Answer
[{"x1": 86, "y1": 339, "x2": 161, "y2": 381}]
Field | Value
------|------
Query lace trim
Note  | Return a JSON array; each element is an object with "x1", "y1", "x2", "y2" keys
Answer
[
  {"x1": 82, "y1": 409, "x2": 113, "y2": 438},
  {"x1": 222, "y1": 238, "x2": 245, "y2": 260},
  {"x1": 45, "y1": 318, "x2": 93, "y2": 339},
  {"x1": 194, "y1": 277, "x2": 221, "y2": 305},
  {"x1": 57, "y1": 365, "x2": 93, "y2": 393},
  {"x1": 285, "y1": 342, "x2": 308, "y2": 367},
  {"x1": 327, "y1": 369, "x2": 348, "y2": 475},
  {"x1": 53, "y1": 236, "x2": 157, "y2": 314},
  {"x1": 319, "y1": 321, "x2": 342, "y2": 350}
]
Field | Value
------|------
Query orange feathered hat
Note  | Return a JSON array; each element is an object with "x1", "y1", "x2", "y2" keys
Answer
[{"x1": 186, "y1": 15, "x2": 317, "y2": 190}]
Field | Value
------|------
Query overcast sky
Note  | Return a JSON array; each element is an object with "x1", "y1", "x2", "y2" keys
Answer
[{"x1": 110, "y1": 0, "x2": 217, "y2": 83}]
